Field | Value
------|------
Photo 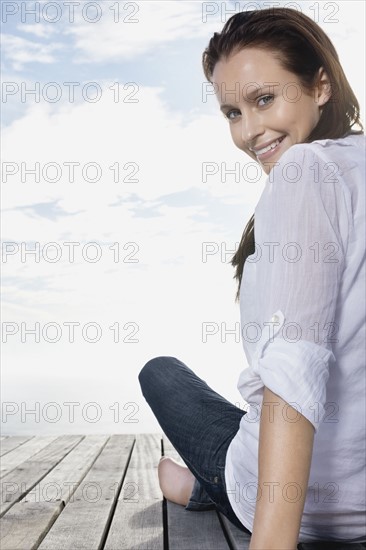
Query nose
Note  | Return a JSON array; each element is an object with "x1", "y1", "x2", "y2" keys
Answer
[{"x1": 241, "y1": 111, "x2": 264, "y2": 148}]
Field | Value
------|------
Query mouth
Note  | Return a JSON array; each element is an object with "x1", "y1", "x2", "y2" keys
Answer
[{"x1": 254, "y1": 136, "x2": 286, "y2": 160}]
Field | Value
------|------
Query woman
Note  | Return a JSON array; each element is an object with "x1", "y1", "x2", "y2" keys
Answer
[{"x1": 138, "y1": 8, "x2": 365, "y2": 547}]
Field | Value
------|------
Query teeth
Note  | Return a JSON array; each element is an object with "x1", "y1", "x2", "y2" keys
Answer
[{"x1": 256, "y1": 137, "x2": 283, "y2": 155}]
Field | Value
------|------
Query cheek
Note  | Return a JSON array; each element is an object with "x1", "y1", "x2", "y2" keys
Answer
[
  {"x1": 275, "y1": 101, "x2": 297, "y2": 124},
  {"x1": 278, "y1": 98, "x2": 316, "y2": 133}
]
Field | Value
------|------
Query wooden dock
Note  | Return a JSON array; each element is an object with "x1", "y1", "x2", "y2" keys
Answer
[{"x1": 0, "y1": 434, "x2": 365, "y2": 550}]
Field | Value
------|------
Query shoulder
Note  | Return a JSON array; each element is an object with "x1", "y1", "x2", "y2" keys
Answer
[
  {"x1": 269, "y1": 134, "x2": 365, "y2": 184},
  {"x1": 257, "y1": 134, "x2": 365, "y2": 217}
]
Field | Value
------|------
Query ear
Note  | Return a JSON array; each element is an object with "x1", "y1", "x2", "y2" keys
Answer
[{"x1": 314, "y1": 66, "x2": 331, "y2": 107}]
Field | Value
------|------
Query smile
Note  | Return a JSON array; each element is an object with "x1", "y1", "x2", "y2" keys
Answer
[{"x1": 255, "y1": 136, "x2": 285, "y2": 159}]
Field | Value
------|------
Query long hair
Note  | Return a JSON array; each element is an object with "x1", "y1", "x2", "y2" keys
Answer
[{"x1": 202, "y1": 8, "x2": 364, "y2": 302}]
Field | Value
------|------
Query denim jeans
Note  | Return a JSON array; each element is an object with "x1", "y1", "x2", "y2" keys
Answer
[{"x1": 138, "y1": 355, "x2": 252, "y2": 535}]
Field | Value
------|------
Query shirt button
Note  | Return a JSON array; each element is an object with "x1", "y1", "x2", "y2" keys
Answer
[
  {"x1": 271, "y1": 314, "x2": 279, "y2": 323},
  {"x1": 213, "y1": 476, "x2": 219, "y2": 484}
]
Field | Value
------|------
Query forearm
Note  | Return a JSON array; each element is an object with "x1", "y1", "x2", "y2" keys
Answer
[{"x1": 249, "y1": 386, "x2": 315, "y2": 550}]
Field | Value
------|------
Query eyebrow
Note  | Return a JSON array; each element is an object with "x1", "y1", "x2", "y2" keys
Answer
[{"x1": 219, "y1": 84, "x2": 280, "y2": 112}]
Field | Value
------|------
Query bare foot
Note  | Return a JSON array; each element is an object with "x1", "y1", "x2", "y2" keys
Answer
[{"x1": 158, "y1": 457, "x2": 196, "y2": 506}]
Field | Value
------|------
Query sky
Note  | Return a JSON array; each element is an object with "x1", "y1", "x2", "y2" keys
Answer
[{"x1": 1, "y1": 0, "x2": 365, "y2": 435}]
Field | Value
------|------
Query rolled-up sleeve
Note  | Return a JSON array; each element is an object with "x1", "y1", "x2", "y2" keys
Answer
[{"x1": 245, "y1": 144, "x2": 349, "y2": 432}]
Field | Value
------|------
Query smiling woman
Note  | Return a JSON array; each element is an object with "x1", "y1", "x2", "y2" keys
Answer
[
  {"x1": 138, "y1": 7, "x2": 365, "y2": 548},
  {"x1": 201, "y1": 8, "x2": 363, "y2": 302}
]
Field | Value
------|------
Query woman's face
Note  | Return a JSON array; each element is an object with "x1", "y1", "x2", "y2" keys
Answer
[{"x1": 211, "y1": 47, "x2": 330, "y2": 175}]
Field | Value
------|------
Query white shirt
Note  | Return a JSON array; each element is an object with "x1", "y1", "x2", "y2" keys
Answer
[{"x1": 224, "y1": 133, "x2": 366, "y2": 542}]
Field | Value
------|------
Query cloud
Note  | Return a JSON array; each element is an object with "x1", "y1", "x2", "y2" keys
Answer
[
  {"x1": 16, "y1": 23, "x2": 58, "y2": 39},
  {"x1": 1, "y1": 81, "x2": 258, "y2": 334},
  {"x1": 2, "y1": 83, "x2": 262, "y2": 210},
  {"x1": 1, "y1": 34, "x2": 63, "y2": 70},
  {"x1": 6, "y1": 199, "x2": 82, "y2": 221},
  {"x1": 64, "y1": 1, "x2": 221, "y2": 63}
]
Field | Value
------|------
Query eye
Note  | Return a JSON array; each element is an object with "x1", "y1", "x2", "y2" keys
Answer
[
  {"x1": 224, "y1": 109, "x2": 241, "y2": 121},
  {"x1": 257, "y1": 94, "x2": 274, "y2": 107}
]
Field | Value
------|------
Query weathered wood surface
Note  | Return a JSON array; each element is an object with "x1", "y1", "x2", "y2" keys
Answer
[
  {"x1": 0, "y1": 434, "x2": 365, "y2": 550},
  {"x1": 163, "y1": 436, "x2": 239, "y2": 550},
  {"x1": 103, "y1": 433, "x2": 163, "y2": 550},
  {"x1": 0, "y1": 436, "x2": 59, "y2": 479},
  {"x1": 0, "y1": 436, "x2": 34, "y2": 457},
  {"x1": 0, "y1": 436, "x2": 83, "y2": 517},
  {"x1": 219, "y1": 513, "x2": 252, "y2": 549},
  {"x1": 1, "y1": 435, "x2": 109, "y2": 550},
  {"x1": 39, "y1": 434, "x2": 134, "y2": 550}
]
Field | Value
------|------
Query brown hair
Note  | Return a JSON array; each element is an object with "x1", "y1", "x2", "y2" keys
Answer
[{"x1": 202, "y1": 7, "x2": 364, "y2": 302}]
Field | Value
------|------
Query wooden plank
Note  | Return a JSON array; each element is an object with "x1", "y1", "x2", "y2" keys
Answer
[
  {"x1": 0, "y1": 435, "x2": 83, "y2": 516},
  {"x1": 104, "y1": 433, "x2": 164, "y2": 550},
  {"x1": 168, "y1": 501, "x2": 231, "y2": 550},
  {"x1": 0, "y1": 436, "x2": 33, "y2": 457},
  {"x1": 162, "y1": 436, "x2": 231, "y2": 550},
  {"x1": 219, "y1": 513, "x2": 251, "y2": 550},
  {"x1": 38, "y1": 434, "x2": 134, "y2": 550},
  {"x1": 0, "y1": 501, "x2": 64, "y2": 549},
  {"x1": 0, "y1": 435, "x2": 109, "y2": 550},
  {"x1": 0, "y1": 436, "x2": 58, "y2": 478}
]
